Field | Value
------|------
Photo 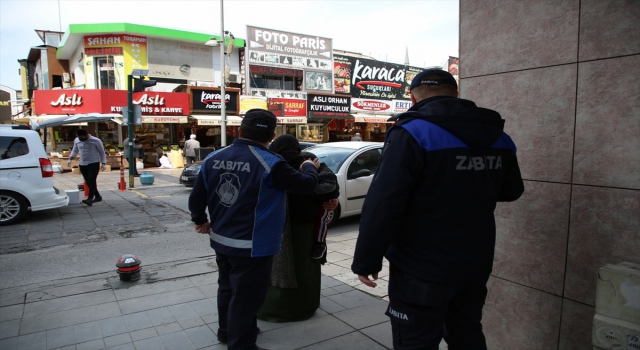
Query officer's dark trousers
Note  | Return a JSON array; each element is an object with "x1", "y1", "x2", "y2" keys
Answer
[
  {"x1": 387, "y1": 266, "x2": 488, "y2": 350},
  {"x1": 79, "y1": 162, "x2": 101, "y2": 200},
  {"x1": 216, "y1": 253, "x2": 273, "y2": 350}
]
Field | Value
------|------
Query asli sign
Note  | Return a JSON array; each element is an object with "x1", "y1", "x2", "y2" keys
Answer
[
  {"x1": 268, "y1": 98, "x2": 306, "y2": 117},
  {"x1": 111, "y1": 92, "x2": 189, "y2": 116},
  {"x1": 34, "y1": 90, "x2": 105, "y2": 114},
  {"x1": 307, "y1": 93, "x2": 350, "y2": 119},
  {"x1": 33, "y1": 90, "x2": 189, "y2": 116}
]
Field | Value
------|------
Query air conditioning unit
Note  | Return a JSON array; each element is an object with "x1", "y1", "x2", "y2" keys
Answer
[
  {"x1": 63, "y1": 73, "x2": 71, "y2": 83},
  {"x1": 228, "y1": 74, "x2": 239, "y2": 83}
]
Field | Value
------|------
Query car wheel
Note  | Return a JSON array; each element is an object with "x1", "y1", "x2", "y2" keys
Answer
[
  {"x1": 327, "y1": 204, "x2": 340, "y2": 227},
  {"x1": 0, "y1": 191, "x2": 29, "y2": 226}
]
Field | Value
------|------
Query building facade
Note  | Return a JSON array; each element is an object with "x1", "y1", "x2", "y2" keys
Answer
[{"x1": 459, "y1": 1, "x2": 640, "y2": 349}]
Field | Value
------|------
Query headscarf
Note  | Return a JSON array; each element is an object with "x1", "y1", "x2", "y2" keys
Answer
[{"x1": 269, "y1": 134, "x2": 303, "y2": 168}]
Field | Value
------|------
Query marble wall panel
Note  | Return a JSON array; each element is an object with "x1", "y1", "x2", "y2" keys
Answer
[
  {"x1": 493, "y1": 181, "x2": 570, "y2": 295},
  {"x1": 579, "y1": 0, "x2": 640, "y2": 61},
  {"x1": 483, "y1": 277, "x2": 562, "y2": 350},
  {"x1": 460, "y1": 0, "x2": 579, "y2": 77},
  {"x1": 460, "y1": 65, "x2": 577, "y2": 183},
  {"x1": 573, "y1": 55, "x2": 640, "y2": 189},
  {"x1": 558, "y1": 299, "x2": 595, "y2": 350},
  {"x1": 564, "y1": 185, "x2": 640, "y2": 305}
]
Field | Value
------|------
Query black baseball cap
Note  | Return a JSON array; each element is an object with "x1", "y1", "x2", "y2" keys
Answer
[
  {"x1": 409, "y1": 69, "x2": 458, "y2": 91},
  {"x1": 241, "y1": 109, "x2": 277, "y2": 130}
]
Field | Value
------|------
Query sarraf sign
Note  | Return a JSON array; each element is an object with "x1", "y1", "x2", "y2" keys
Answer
[
  {"x1": 267, "y1": 98, "x2": 306, "y2": 117},
  {"x1": 307, "y1": 93, "x2": 350, "y2": 119}
]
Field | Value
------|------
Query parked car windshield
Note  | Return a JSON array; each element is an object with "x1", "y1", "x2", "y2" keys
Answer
[{"x1": 304, "y1": 146, "x2": 354, "y2": 173}]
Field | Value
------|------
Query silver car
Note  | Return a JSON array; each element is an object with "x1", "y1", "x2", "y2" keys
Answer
[{"x1": 305, "y1": 141, "x2": 383, "y2": 225}]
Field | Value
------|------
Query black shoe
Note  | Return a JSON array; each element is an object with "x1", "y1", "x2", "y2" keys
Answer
[
  {"x1": 82, "y1": 199, "x2": 93, "y2": 206},
  {"x1": 217, "y1": 327, "x2": 259, "y2": 344},
  {"x1": 92, "y1": 196, "x2": 102, "y2": 202},
  {"x1": 311, "y1": 243, "x2": 326, "y2": 259}
]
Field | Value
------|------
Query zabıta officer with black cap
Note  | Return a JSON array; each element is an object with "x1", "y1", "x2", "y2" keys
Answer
[
  {"x1": 351, "y1": 70, "x2": 525, "y2": 349},
  {"x1": 189, "y1": 109, "x2": 319, "y2": 350}
]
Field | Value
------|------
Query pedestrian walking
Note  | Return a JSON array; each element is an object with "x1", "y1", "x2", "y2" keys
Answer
[
  {"x1": 67, "y1": 129, "x2": 107, "y2": 206},
  {"x1": 351, "y1": 69, "x2": 524, "y2": 349},
  {"x1": 183, "y1": 134, "x2": 200, "y2": 166},
  {"x1": 351, "y1": 132, "x2": 362, "y2": 141},
  {"x1": 189, "y1": 109, "x2": 319, "y2": 350}
]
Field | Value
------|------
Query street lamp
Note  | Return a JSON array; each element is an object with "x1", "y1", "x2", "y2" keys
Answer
[{"x1": 204, "y1": 0, "x2": 234, "y2": 147}]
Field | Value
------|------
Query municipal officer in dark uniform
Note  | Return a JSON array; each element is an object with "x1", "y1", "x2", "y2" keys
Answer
[
  {"x1": 351, "y1": 70, "x2": 524, "y2": 349},
  {"x1": 189, "y1": 109, "x2": 319, "y2": 350}
]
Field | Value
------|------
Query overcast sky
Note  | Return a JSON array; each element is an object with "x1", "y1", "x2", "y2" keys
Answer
[{"x1": 0, "y1": 0, "x2": 459, "y2": 91}]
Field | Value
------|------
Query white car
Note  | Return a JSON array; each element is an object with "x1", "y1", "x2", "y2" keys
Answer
[
  {"x1": 305, "y1": 141, "x2": 384, "y2": 224},
  {"x1": 0, "y1": 125, "x2": 69, "y2": 225}
]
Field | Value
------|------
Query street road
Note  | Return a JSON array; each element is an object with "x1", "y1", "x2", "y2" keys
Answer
[{"x1": 0, "y1": 181, "x2": 360, "y2": 289}]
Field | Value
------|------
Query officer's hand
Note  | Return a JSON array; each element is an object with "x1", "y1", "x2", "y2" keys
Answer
[
  {"x1": 358, "y1": 273, "x2": 379, "y2": 288},
  {"x1": 101, "y1": 163, "x2": 106, "y2": 171},
  {"x1": 67, "y1": 160, "x2": 71, "y2": 167},
  {"x1": 312, "y1": 158, "x2": 320, "y2": 169},
  {"x1": 195, "y1": 221, "x2": 211, "y2": 235},
  {"x1": 300, "y1": 159, "x2": 316, "y2": 170}
]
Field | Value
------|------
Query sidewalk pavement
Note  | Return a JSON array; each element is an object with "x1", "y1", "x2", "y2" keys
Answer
[{"x1": 0, "y1": 169, "x2": 448, "y2": 349}]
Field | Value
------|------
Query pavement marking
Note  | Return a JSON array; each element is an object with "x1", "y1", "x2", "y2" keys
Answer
[{"x1": 130, "y1": 189, "x2": 149, "y2": 199}]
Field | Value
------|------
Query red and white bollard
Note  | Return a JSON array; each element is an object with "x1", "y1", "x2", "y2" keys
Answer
[{"x1": 119, "y1": 164, "x2": 126, "y2": 192}]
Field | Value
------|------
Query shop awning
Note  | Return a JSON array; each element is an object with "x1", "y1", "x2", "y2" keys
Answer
[
  {"x1": 353, "y1": 114, "x2": 394, "y2": 123},
  {"x1": 191, "y1": 115, "x2": 243, "y2": 126},
  {"x1": 277, "y1": 117, "x2": 307, "y2": 124},
  {"x1": 141, "y1": 116, "x2": 188, "y2": 124},
  {"x1": 31, "y1": 114, "x2": 122, "y2": 129}
]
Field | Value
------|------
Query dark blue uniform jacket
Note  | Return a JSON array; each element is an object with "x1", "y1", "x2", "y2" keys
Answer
[
  {"x1": 189, "y1": 138, "x2": 318, "y2": 258},
  {"x1": 352, "y1": 96, "x2": 524, "y2": 284}
]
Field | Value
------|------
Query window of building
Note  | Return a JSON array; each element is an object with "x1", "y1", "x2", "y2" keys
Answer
[
  {"x1": 250, "y1": 74, "x2": 299, "y2": 91},
  {"x1": 95, "y1": 56, "x2": 116, "y2": 89}
]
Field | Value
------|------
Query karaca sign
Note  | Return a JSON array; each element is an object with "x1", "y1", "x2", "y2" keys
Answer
[{"x1": 33, "y1": 90, "x2": 189, "y2": 116}]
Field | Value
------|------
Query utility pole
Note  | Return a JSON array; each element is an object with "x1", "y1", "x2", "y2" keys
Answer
[{"x1": 127, "y1": 72, "x2": 156, "y2": 188}]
